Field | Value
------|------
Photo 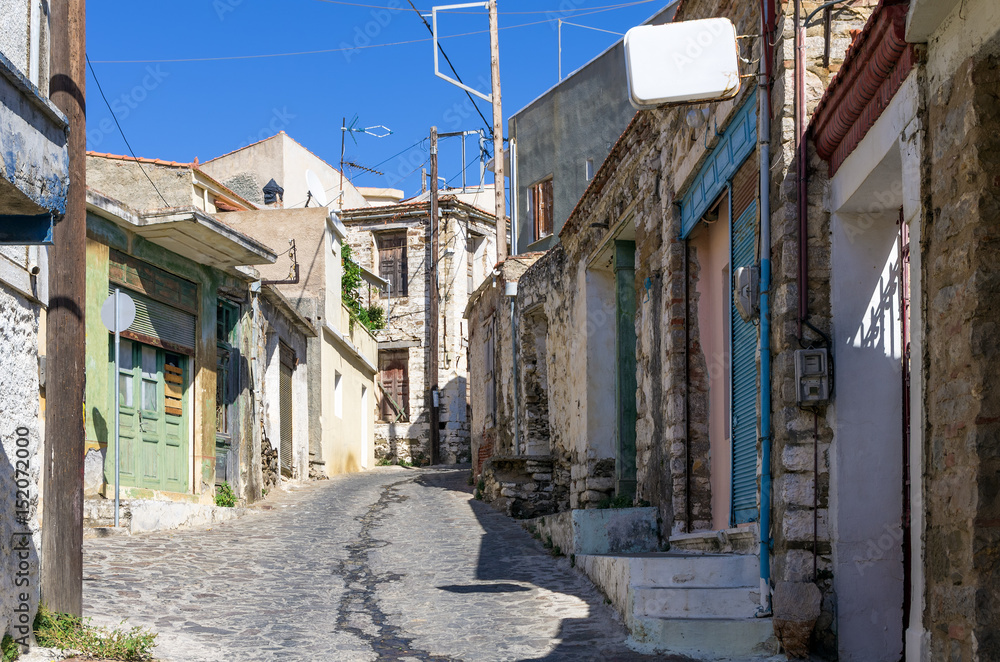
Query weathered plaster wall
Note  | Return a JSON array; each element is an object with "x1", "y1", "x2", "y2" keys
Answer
[
  {"x1": 0, "y1": 280, "x2": 41, "y2": 646},
  {"x1": 260, "y1": 296, "x2": 311, "y2": 482},
  {"x1": 84, "y1": 212, "x2": 243, "y2": 505},
  {"x1": 87, "y1": 158, "x2": 194, "y2": 212},
  {"x1": 0, "y1": 0, "x2": 30, "y2": 72},
  {"x1": 320, "y1": 306, "x2": 378, "y2": 475}
]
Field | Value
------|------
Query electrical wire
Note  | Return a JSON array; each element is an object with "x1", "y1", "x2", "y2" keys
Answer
[
  {"x1": 91, "y1": 4, "x2": 644, "y2": 64},
  {"x1": 86, "y1": 53, "x2": 172, "y2": 208},
  {"x1": 313, "y1": 0, "x2": 660, "y2": 13},
  {"x1": 446, "y1": 153, "x2": 483, "y2": 187}
]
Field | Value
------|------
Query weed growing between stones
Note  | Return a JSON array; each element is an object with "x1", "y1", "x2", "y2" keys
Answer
[
  {"x1": 1, "y1": 635, "x2": 18, "y2": 662},
  {"x1": 33, "y1": 605, "x2": 157, "y2": 661},
  {"x1": 214, "y1": 481, "x2": 237, "y2": 508}
]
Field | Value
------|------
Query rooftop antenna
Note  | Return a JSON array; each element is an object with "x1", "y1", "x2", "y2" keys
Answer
[{"x1": 340, "y1": 115, "x2": 393, "y2": 207}]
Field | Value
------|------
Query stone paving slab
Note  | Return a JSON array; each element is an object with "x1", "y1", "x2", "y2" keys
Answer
[{"x1": 82, "y1": 467, "x2": 674, "y2": 661}]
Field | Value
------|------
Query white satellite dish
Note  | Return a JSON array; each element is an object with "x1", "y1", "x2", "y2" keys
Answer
[
  {"x1": 624, "y1": 18, "x2": 741, "y2": 109},
  {"x1": 305, "y1": 169, "x2": 328, "y2": 208}
]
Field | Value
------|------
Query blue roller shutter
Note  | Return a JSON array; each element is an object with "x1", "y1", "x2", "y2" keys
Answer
[{"x1": 730, "y1": 200, "x2": 758, "y2": 525}]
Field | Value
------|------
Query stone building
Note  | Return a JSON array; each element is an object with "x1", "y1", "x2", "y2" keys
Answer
[
  {"x1": 1, "y1": 0, "x2": 66, "y2": 644},
  {"x1": 341, "y1": 191, "x2": 498, "y2": 466},
  {"x1": 469, "y1": 0, "x2": 1000, "y2": 659}
]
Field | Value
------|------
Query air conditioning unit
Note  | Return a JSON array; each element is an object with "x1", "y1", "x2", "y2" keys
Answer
[{"x1": 733, "y1": 265, "x2": 759, "y2": 322}]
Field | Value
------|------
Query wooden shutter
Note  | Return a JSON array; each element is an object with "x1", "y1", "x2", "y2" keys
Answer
[
  {"x1": 531, "y1": 179, "x2": 554, "y2": 240},
  {"x1": 378, "y1": 233, "x2": 408, "y2": 297},
  {"x1": 541, "y1": 179, "x2": 554, "y2": 237},
  {"x1": 279, "y1": 354, "x2": 293, "y2": 476},
  {"x1": 379, "y1": 350, "x2": 409, "y2": 420}
]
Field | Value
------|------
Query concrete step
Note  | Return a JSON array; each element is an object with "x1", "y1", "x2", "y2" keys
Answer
[
  {"x1": 633, "y1": 585, "x2": 761, "y2": 620},
  {"x1": 628, "y1": 615, "x2": 777, "y2": 659},
  {"x1": 579, "y1": 552, "x2": 759, "y2": 590},
  {"x1": 628, "y1": 552, "x2": 760, "y2": 588}
]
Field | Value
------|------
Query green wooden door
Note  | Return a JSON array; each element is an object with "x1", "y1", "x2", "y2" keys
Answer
[
  {"x1": 110, "y1": 338, "x2": 189, "y2": 492},
  {"x1": 615, "y1": 240, "x2": 638, "y2": 501}
]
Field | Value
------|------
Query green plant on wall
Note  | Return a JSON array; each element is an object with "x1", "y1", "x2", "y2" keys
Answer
[
  {"x1": 342, "y1": 243, "x2": 386, "y2": 332},
  {"x1": 215, "y1": 481, "x2": 237, "y2": 508}
]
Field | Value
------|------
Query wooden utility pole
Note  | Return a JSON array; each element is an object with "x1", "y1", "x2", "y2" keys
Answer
[
  {"x1": 428, "y1": 126, "x2": 440, "y2": 465},
  {"x1": 43, "y1": 0, "x2": 86, "y2": 615},
  {"x1": 488, "y1": 0, "x2": 507, "y2": 262}
]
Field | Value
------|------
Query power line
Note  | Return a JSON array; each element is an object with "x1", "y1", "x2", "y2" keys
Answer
[
  {"x1": 90, "y1": 4, "x2": 643, "y2": 64},
  {"x1": 401, "y1": 0, "x2": 493, "y2": 136},
  {"x1": 313, "y1": 0, "x2": 659, "y2": 13},
  {"x1": 85, "y1": 53, "x2": 172, "y2": 208},
  {"x1": 446, "y1": 153, "x2": 483, "y2": 187}
]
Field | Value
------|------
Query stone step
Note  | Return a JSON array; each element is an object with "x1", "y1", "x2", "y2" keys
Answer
[
  {"x1": 628, "y1": 615, "x2": 776, "y2": 659},
  {"x1": 632, "y1": 585, "x2": 761, "y2": 620}
]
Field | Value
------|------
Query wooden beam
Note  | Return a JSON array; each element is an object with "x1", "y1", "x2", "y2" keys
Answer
[{"x1": 429, "y1": 126, "x2": 440, "y2": 465}]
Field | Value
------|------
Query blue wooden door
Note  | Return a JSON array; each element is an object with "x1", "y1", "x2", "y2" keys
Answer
[{"x1": 731, "y1": 201, "x2": 758, "y2": 525}]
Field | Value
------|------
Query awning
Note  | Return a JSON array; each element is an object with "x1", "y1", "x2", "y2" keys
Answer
[{"x1": 87, "y1": 190, "x2": 277, "y2": 269}]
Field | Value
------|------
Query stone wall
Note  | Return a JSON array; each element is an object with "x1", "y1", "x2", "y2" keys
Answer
[
  {"x1": 479, "y1": 456, "x2": 557, "y2": 519},
  {"x1": 0, "y1": 281, "x2": 41, "y2": 646},
  {"x1": 922, "y1": 28, "x2": 1000, "y2": 661},
  {"x1": 344, "y1": 200, "x2": 496, "y2": 466}
]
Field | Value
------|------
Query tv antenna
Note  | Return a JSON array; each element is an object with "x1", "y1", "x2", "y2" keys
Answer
[{"x1": 340, "y1": 115, "x2": 393, "y2": 204}]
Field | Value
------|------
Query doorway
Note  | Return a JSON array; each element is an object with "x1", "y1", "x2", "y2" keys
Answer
[{"x1": 113, "y1": 339, "x2": 189, "y2": 492}]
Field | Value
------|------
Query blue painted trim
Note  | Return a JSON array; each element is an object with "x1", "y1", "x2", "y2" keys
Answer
[
  {"x1": 0, "y1": 213, "x2": 54, "y2": 245},
  {"x1": 680, "y1": 95, "x2": 757, "y2": 239}
]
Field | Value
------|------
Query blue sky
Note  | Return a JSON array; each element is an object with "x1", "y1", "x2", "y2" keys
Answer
[{"x1": 86, "y1": 0, "x2": 669, "y2": 199}]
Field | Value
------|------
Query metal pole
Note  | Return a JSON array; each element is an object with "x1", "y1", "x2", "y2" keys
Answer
[
  {"x1": 429, "y1": 126, "x2": 441, "y2": 465},
  {"x1": 114, "y1": 288, "x2": 121, "y2": 527},
  {"x1": 42, "y1": 0, "x2": 86, "y2": 616},
  {"x1": 340, "y1": 117, "x2": 346, "y2": 199},
  {"x1": 461, "y1": 132, "x2": 467, "y2": 190},
  {"x1": 511, "y1": 295, "x2": 519, "y2": 455},
  {"x1": 558, "y1": 19, "x2": 563, "y2": 81},
  {"x1": 488, "y1": 0, "x2": 507, "y2": 262}
]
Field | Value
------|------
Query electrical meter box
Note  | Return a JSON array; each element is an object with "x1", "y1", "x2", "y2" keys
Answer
[
  {"x1": 795, "y1": 348, "x2": 830, "y2": 405},
  {"x1": 733, "y1": 265, "x2": 759, "y2": 322}
]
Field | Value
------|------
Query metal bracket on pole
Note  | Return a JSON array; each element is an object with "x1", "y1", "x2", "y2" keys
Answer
[{"x1": 432, "y1": 2, "x2": 493, "y2": 102}]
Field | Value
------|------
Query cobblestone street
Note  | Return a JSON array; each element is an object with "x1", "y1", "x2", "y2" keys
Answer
[{"x1": 82, "y1": 467, "x2": 658, "y2": 662}]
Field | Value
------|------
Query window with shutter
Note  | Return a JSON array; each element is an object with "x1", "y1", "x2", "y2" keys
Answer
[
  {"x1": 377, "y1": 232, "x2": 408, "y2": 297},
  {"x1": 531, "y1": 178, "x2": 554, "y2": 241}
]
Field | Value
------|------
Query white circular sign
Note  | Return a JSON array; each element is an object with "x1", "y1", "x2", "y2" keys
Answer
[{"x1": 101, "y1": 291, "x2": 136, "y2": 333}]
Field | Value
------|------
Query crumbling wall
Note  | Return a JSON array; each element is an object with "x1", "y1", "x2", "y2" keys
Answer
[{"x1": 0, "y1": 282, "x2": 41, "y2": 646}]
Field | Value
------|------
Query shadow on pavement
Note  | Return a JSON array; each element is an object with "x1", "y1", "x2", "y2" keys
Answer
[{"x1": 414, "y1": 470, "x2": 682, "y2": 662}]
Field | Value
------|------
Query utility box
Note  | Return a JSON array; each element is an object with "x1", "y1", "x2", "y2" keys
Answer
[
  {"x1": 733, "y1": 265, "x2": 759, "y2": 322},
  {"x1": 795, "y1": 348, "x2": 830, "y2": 405}
]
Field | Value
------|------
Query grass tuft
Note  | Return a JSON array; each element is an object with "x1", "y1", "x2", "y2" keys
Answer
[{"x1": 34, "y1": 605, "x2": 157, "y2": 661}]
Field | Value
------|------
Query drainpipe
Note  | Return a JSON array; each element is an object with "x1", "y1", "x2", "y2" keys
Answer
[{"x1": 757, "y1": 0, "x2": 775, "y2": 617}]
